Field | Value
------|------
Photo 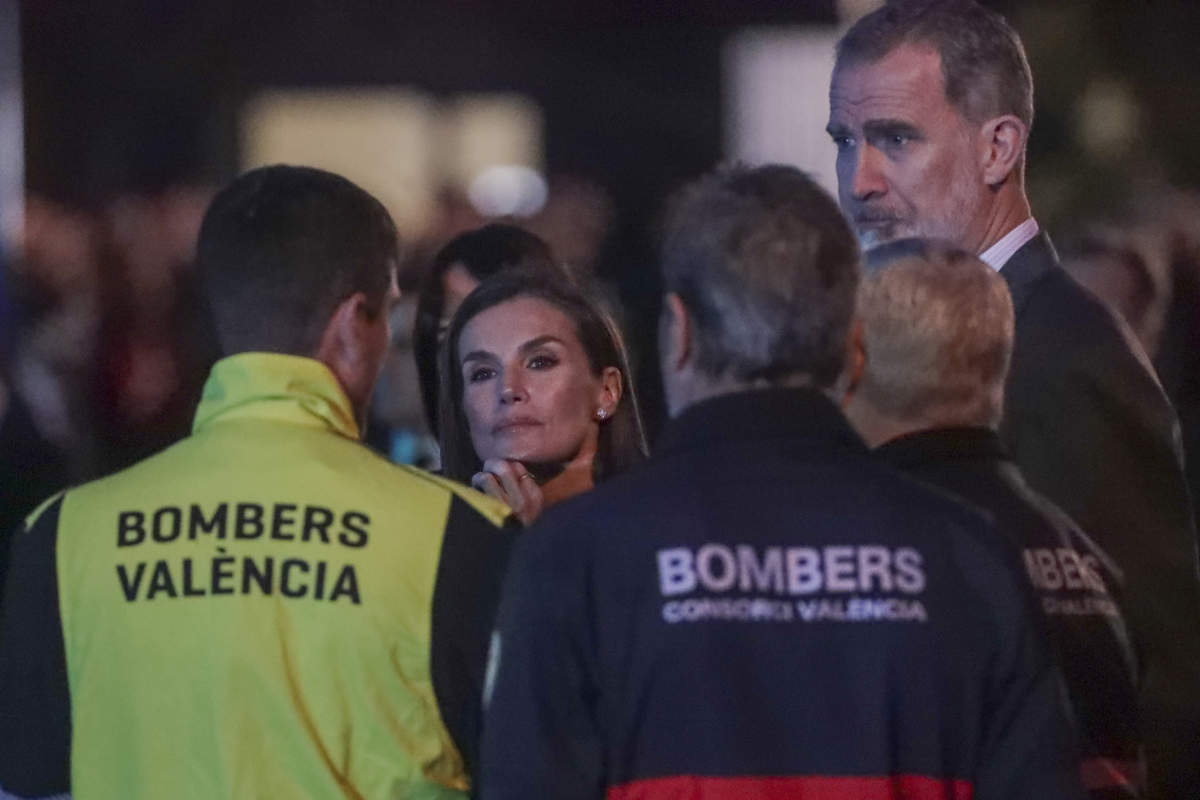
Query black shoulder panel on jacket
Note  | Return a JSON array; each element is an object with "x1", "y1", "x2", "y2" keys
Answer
[
  {"x1": 0, "y1": 493, "x2": 71, "y2": 796},
  {"x1": 431, "y1": 492, "x2": 520, "y2": 782}
]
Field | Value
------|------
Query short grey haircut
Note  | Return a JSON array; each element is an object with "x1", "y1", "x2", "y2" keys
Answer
[
  {"x1": 859, "y1": 238, "x2": 1014, "y2": 427},
  {"x1": 835, "y1": 0, "x2": 1034, "y2": 130},
  {"x1": 660, "y1": 164, "x2": 860, "y2": 386}
]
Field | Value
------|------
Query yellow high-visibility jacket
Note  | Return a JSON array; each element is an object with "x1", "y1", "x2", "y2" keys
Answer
[{"x1": 0, "y1": 353, "x2": 515, "y2": 799}]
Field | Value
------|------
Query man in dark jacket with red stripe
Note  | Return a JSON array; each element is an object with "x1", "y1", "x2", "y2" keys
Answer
[
  {"x1": 478, "y1": 164, "x2": 1084, "y2": 800},
  {"x1": 845, "y1": 238, "x2": 1142, "y2": 798}
]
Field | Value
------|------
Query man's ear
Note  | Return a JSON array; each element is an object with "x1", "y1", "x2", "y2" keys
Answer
[
  {"x1": 662, "y1": 293, "x2": 692, "y2": 373},
  {"x1": 835, "y1": 317, "x2": 866, "y2": 409},
  {"x1": 316, "y1": 292, "x2": 374, "y2": 408},
  {"x1": 979, "y1": 114, "x2": 1027, "y2": 187}
]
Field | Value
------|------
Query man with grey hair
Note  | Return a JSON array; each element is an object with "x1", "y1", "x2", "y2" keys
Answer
[
  {"x1": 479, "y1": 164, "x2": 1083, "y2": 800},
  {"x1": 844, "y1": 238, "x2": 1143, "y2": 799},
  {"x1": 828, "y1": 2, "x2": 1199, "y2": 794},
  {"x1": 846, "y1": 240, "x2": 1015, "y2": 441}
]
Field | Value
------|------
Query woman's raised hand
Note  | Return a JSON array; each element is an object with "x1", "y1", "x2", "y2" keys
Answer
[{"x1": 471, "y1": 458, "x2": 546, "y2": 526}]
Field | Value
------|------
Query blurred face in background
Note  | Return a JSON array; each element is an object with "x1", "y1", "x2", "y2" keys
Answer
[
  {"x1": 457, "y1": 295, "x2": 615, "y2": 467},
  {"x1": 828, "y1": 44, "x2": 986, "y2": 250},
  {"x1": 437, "y1": 263, "x2": 481, "y2": 345}
]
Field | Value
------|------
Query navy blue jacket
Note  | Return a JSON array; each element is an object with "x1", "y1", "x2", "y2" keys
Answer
[
  {"x1": 877, "y1": 427, "x2": 1142, "y2": 799},
  {"x1": 1001, "y1": 233, "x2": 1200, "y2": 798},
  {"x1": 479, "y1": 389, "x2": 1084, "y2": 800}
]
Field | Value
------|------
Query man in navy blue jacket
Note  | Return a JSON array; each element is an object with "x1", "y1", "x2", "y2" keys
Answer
[
  {"x1": 844, "y1": 238, "x2": 1142, "y2": 799},
  {"x1": 479, "y1": 165, "x2": 1084, "y2": 800}
]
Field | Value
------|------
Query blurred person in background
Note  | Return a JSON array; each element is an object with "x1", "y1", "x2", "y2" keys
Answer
[
  {"x1": 364, "y1": 287, "x2": 441, "y2": 468},
  {"x1": 0, "y1": 199, "x2": 91, "y2": 597},
  {"x1": 1151, "y1": 191, "x2": 1200, "y2": 525},
  {"x1": 6, "y1": 197, "x2": 102, "y2": 480},
  {"x1": 90, "y1": 185, "x2": 220, "y2": 476},
  {"x1": 845, "y1": 238, "x2": 1142, "y2": 799},
  {"x1": 4, "y1": 187, "x2": 219, "y2": 487},
  {"x1": 412, "y1": 223, "x2": 558, "y2": 442},
  {"x1": 1061, "y1": 189, "x2": 1200, "y2": 523},
  {"x1": 480, "y1": 164, "x2": 1083, "y2": 800},
  {"x1": 525, "y1": 174, "x2": 615, "y2": 280},
  {"x1": 0, "y1": 239, "x2": 69, "y2": 600},
  {"x1": 0, "y1": 367, "x2": 68, "y2": 601},
  {"x1": 439, "y1": 269, "x2": 646, "y2": 525},
  {"x1": 827, "y1": 2, "x2": 1199, "y2": 792},
  {"x1": 0, "y1": 165, "x2": 515, "y2": 799},
  {"x1": 1061, "y1": 225, "x2": 1172, "y2": 363}
]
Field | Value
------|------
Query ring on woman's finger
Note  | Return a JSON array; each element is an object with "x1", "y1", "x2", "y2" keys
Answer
[{"x1": 518, "y1": 473, "x2": 536, "y2": 482}]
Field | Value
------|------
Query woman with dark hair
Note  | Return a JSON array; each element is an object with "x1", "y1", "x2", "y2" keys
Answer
[
  {"x1": 440, "y1": 270, "x2": 647, "y2": 523},
  {"x1": 413, "y1": 223, "x2": 560, "y2": 438}
]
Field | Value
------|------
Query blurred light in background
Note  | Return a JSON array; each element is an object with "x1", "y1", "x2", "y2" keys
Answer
[
  {"x1": 241, "y1": 89, "x2": 440, "y2": 235},
  {"x1": 723, "y1": 27, "x2": 841, "y2": 195},
  {"x1": 468, "y1": 165, "x2": 548, "y2": 218},
  {"x1": 1076, "y1": 79, "x2": 1141, "y2": 161},
  {"x1": 721, "y1": 0, "x2": 883, "y2": 194},
  {"x1": 240, "y1": 88, "x2": 545, "y2": 236},
  {"x1": 444, "y1": 93, "x2": 544, "y2": 215}
]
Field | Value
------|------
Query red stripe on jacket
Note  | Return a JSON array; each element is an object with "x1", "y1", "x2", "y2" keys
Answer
[
  {"x1": 608, "y1": 774, "x2": 974, "y2": 800},
  {"x1": 1079, "y1": 758, "x2": 1143, "y2": 793}
]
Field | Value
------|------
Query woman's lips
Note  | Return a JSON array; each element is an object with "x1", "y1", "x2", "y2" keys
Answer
[{"x1": 492, "y1": 418, "x2": 542, "y2": 435}]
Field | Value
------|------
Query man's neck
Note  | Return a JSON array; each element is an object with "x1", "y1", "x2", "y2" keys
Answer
[
  {"x1": 971, "y1": 183, "x2": 1032, "y2": 255},
  {"x1": 843, "y1": 395, "x2": 990, "y2": 450},
  {"x1": 843, "y1": 400, "x2": 919, "y2": 449},
  {"x1": 979, "y1": 218, "x2": 1038, "y2": 271},
  {"x1": 666, "y1": 371, "x2": 819, "y2": 419}
]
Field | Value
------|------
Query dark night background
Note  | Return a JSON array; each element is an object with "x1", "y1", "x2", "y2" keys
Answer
[
  {"x1": 21, "y1": 1, "x2": 1200, "y2": 312},
  {"x1": 9, "y1": 0, "x2": 1200, "y2": 487}
]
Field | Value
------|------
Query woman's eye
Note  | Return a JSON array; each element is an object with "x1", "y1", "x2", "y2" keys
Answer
[
  {"x1": 528, "y1": 355, "x2": 558, "y2": 370},
  {"x1": 467, "y1": 367, "x2": 495, "y2": 383}
]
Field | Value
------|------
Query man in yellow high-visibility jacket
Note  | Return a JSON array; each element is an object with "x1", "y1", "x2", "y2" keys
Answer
[{"x1": 0, "y1": 165, "x2": 515, "y2": 799}]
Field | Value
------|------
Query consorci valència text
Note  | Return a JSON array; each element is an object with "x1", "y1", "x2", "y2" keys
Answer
[{"x1": 655, "y1": 544, "x2": 928, "y2": 624}]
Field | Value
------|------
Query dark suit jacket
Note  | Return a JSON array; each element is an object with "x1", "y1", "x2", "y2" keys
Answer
[
  {"x1": 877, "y1": 427, "x2": 1141, "y2": 799},
  {"x1": 1001, "y1": 232, "x2": 1200, "y2": 798}
]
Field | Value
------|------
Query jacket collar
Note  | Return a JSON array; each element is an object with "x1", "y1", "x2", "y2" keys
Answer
[
  {"x1": 192, "y1": 352, "x2": 360, "y2": 441},
  {"x1": 874, "y1": 426, "x2": 1008, "y2": 470},
  {"x1": 999, "y1": 230, "x2": 1060, "y2": 313},
  {"x1": 655, "y1": 387, "x2": 866, "y2": 458}
]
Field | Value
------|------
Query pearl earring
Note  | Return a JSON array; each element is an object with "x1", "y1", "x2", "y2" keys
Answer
[{"x1": 596, "y1": 408, "x2": 608, "y2": 420}]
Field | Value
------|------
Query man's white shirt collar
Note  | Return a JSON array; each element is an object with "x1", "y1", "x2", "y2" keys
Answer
[{"x1": 979, "y1": 218, "x2": 1039, "y2": 271}]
